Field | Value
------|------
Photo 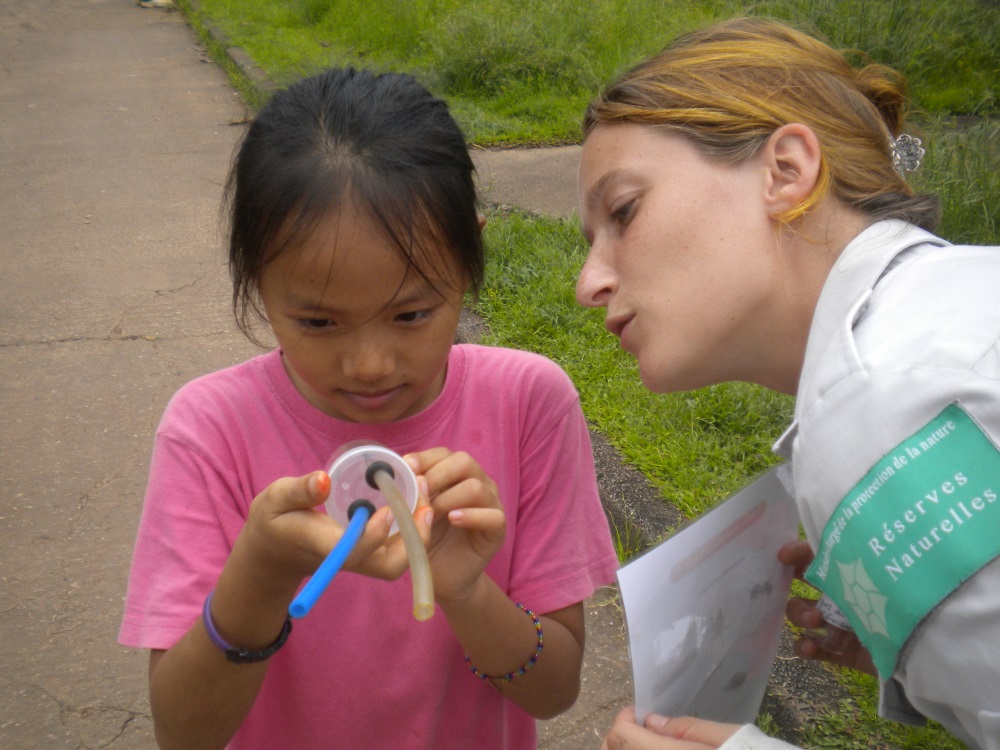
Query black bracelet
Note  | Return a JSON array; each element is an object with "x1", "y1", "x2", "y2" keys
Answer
[{"x1": 202, "y1": 591, "x2": 292, "y2": 664}]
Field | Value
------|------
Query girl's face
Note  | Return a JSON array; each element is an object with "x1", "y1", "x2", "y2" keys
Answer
[
  {"x1": 260, "y1": 202, "x2": 467, "y2": 423},
  {"x1": 576, "y1": 123, "x2": 793, "y2": 394}
]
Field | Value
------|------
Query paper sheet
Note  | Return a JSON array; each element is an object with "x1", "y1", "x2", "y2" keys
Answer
[{"x1": 617, "y1": 464, "x2": 800, "y2": 724}]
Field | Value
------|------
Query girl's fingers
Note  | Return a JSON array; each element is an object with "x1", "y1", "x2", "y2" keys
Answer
[
  {"x1": 259, "y1": 471, "x2": 331, "y2": 517},
  {"x1": 418, "y1": 451, "x2": 493, "y2": 499},
  {"x1": 403, "y1": 447, "x2": 452, "y2": 477},
  {"x1": 348, "y1": 505, "x2": 435, "y2": 577},
  {"x1": 438, "y1": 476, "x2": 498, "y2": 509},
  {"x1": 415, "y1": 475, "x2": 431, "y2": 510},
  {"x1": 307, "y1": 471, "x2": 331, "y2": 504},
  {"x1": 447, "y1": 507, "x2": 505, "y2": 532},
  {"x1": 344, "y1": 506, "x2": 394, "y2": 559}
]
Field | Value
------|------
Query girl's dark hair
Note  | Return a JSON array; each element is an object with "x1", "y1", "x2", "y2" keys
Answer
[{"x1": 225, "y1": 67, "x2": 483, "y2": 338}]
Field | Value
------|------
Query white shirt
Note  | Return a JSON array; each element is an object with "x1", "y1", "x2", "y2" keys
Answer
[
  {"x1": 717, "y1": 221, "x2": 1000, "y2": 750},
  {"x1": 762, "y1": 220, "x2": 1000, "y2": 750}
]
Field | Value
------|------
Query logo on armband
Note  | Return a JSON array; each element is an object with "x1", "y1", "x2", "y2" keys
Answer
[{"x1": 806, "y1": 403, "x2": 1000, "y2": 678}]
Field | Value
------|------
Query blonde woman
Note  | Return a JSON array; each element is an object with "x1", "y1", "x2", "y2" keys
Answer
[{"x1": 576, "y1": 17, "x2": 1000, "y2": 750}]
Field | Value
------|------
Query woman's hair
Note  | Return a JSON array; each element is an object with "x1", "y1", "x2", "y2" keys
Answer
[
  {"x1": 584, "y1": 17, "x2": 940, "y2": 230},
  {"x1": 225, "y1": 67, "x2": 483, "y2": 338}
]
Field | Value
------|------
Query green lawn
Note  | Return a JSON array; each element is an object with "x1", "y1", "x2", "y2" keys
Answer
[{"x1": 182, "y1": 0, "x2": 998, "y2": 144}]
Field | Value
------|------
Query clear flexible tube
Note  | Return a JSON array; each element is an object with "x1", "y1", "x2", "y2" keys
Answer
[{"x1": 371, "y1": 468, "x2": 435, "y2": 621}]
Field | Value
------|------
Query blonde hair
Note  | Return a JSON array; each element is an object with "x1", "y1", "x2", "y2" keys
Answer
[{"x1": 584, "y1": 17, "x2": 940, "y2": 229}]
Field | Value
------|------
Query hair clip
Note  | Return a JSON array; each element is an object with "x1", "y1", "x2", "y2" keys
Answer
[{"x1": 891, "y1": 133, "x2": 925, "y2": 176}]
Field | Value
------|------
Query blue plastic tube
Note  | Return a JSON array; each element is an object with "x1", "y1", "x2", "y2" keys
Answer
[{"x1": 289, "y1": 504, "x2": 372, "y2": 619}]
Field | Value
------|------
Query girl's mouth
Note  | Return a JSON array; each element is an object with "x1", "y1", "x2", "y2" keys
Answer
[{"x1": 341, "y1": 387, "x2": 402, "y2": 411}]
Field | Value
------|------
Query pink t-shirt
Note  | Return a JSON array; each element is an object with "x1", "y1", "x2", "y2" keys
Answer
[{"x1": 119, "y1": 344, "x2": 619, "y2": 749}]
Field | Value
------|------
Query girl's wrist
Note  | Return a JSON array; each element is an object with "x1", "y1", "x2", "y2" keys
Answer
[
  {"x1": 203, "y1": 590, "x2": 293, "y2": 663},
  {"x1": 464, "y1": 602, "x2": 543, "y2": 683},
  {"x1": 207, "y1": 536, "x2": 302, "y2": 650},
  {"x1": 229, "y1": 521, "x2": 307, "y2": 599},
  {"x1": 206, "y1": 573, "x2": 296, "y2": 652},
  {"x1": 434, "y1": 571, "x2": 489, "y2": 614}
]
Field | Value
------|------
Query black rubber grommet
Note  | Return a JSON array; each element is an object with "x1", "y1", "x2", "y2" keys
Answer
[
  {"x1": 364, "y1": 461, "x2": 395, "y2": 489},
  {"x1": 347, "y1": 498, "x2": 377, "y2": 521}
]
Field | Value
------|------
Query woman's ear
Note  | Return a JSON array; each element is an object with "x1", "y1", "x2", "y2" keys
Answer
[
  {"x1": 762, "y1": 123, "x2": 822, "y2": 215},
  {"x1": 477, "y1": 214, "x2": 487, "y2": 231}
]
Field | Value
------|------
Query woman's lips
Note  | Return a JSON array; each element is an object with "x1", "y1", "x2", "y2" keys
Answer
[{"x1": 606, "y1": 314, "x2": 634, "y2": 345}]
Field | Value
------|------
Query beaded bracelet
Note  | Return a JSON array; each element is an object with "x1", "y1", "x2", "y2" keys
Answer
[
  {"x1": 203, "y1": 591, "x2": 292, "y2": 664},
  {"x1": 465, "y1": 603, "x2": 544, "y2": 683}
]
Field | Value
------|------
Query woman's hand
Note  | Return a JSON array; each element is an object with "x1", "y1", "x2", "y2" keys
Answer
[
  {"x1": 602, "y1": 706, "x2": 741, "y2": 750},
  {"x1": 778, "y1": 541, "x2": 876, "y2": 675},
  {"x1": 404, "y1": 448, "x2": 506, "y2": 603}
]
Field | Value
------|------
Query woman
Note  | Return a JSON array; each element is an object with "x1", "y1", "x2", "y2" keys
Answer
[{"x1": 575, "y1": 17, "x2": 1000, "y2": 750}]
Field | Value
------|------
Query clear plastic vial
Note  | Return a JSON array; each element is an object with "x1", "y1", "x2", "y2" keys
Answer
[{"x1": 811, "y1": 594, "x2": 854, "y2": 654}]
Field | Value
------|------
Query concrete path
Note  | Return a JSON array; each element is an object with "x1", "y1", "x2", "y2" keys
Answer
[
  {"x1": 0, "y1": 2, "x2": 841, "y2": 748},
  {"x1": 473, "y1": 144, "x2": 582, "y2": 218},
  {"x1": 2, "y1": 2, "x2": 258, "y2": 746},
  {"x1": 0, "y1": 2, "x2": 624, "y2": 747}
]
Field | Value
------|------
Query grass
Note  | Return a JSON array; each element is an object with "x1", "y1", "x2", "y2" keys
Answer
[
  {"x1": 916, "y1": 118, "x2": 1000, "y2": 244},
  {"x1": 173, "y1": 2, "x2": 998, "y2": 747},
  {"x1": 181, "y1": 0, "x2": 999, "y2": 145},
  {"x1": 800, "y1": 670, "x2": 967, "y2": 749}
]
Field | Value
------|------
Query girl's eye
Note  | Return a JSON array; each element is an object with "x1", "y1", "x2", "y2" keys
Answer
[
  {"x1": 396, "y1": 309, "x2": 430, "y2": 324},
  {"x1": 298, "y1": 318, "x2": 336, "y2": 331}
]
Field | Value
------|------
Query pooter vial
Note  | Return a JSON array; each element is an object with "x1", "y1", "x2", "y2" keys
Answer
[
  {"x1": 811, "y1": 594, "x2": 853, "y2": 654},
  {"x1": 289, "y1": 442, "x2": 434, "y2": 622}
]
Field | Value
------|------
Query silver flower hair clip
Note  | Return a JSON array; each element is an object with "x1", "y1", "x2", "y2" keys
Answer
[{"x1": 891, "y1": 133, "x2": 925, "y2": 176}]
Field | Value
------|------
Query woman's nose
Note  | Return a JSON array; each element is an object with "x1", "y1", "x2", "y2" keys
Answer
[{"x1": 575, "y1": 248, "x2": 616, "y2": 308}]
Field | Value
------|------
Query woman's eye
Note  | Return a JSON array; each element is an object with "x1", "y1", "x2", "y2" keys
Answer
[{"x1": 611, "y1": 199, "x2": 636, "y2": 225}]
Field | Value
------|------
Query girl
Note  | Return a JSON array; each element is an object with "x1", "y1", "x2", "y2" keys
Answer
[
  {"x1": 575, "y1": 17, "x2": 1000, "y2": 750},
  {"x1": 119, "y1": 67, "x2": 619, "y2": 750}
]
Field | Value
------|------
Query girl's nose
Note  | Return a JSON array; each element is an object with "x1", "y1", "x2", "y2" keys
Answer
[
  {"x1": 343, "y1": 338, "x2": 395, "y2": 383},
  {"x1": 575, "y1": 248, "x2": 616, "y2": 309}
]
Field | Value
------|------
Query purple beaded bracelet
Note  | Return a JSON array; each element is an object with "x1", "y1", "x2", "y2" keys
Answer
[
  {"x1": 465, "y1": 603, "x2": 544, "y2": 683},
  {"x1": 203, "y1": 591, "x2": 292, "y2": 664}
]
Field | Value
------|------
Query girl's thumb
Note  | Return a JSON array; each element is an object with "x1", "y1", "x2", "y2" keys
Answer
[{"x1": 303, "y1": 471, "x2": 331, "y2": 508}]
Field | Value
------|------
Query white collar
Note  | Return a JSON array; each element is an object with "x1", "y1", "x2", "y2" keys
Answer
[{"x1": 773, "y1": 220, "x2": 948, "y2": 458}]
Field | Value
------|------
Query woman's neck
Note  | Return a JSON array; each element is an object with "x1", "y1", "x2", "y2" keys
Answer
[{"x1": 769, "y1": 203, "x2": 872, "y2": 395}]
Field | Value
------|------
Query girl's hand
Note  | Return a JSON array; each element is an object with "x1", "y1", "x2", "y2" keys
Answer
[
  {"x1": 404, "y1": 448, "x2": 506, "y2": 603},
  {"x1": 603, "y1": 706, "x2": 741, "y2": 750},
  {"x1": 778, "y1": 541, "x2": 877, "y2": 675},
  {"x1": 235, "y1": 471, "x2": 428, "y2": 595}
]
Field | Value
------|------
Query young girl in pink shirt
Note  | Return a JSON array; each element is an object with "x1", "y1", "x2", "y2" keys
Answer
[{"x1": 119, "y1": 66, "x2": 618, "y2": 750}]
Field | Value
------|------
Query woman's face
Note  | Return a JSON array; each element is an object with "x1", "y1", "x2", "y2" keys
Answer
[
  {"x1": 576, "y1": 123, "x2": 790, "y2": 393},
  {"x1": 260, "y1": 201, "x2": 467, "y2": 423}
]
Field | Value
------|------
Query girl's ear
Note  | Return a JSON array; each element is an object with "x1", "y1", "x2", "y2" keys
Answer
[
  {"x1": 762, "y1": 123, "x2": 822, "y2": 215},
  {"x1": 477, "y1": 214, "x2": 487, "y2": 231}
]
